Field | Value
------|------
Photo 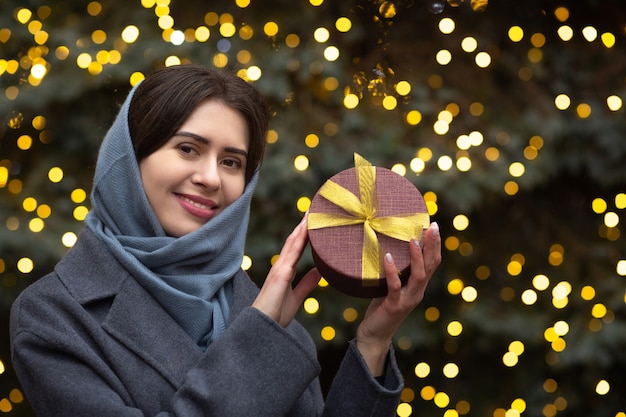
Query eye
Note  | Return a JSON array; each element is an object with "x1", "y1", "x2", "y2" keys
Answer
[
  {"x1": 177, "y1": 143, "x2": 197, "y2": 155},
  {"x1": 221, "y1": 158, "x2": 242, "y2": 169}
]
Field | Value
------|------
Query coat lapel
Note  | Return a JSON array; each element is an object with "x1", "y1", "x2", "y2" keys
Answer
[{"x1": 57, "y1": 229, "x2": 204, "y2": 388}]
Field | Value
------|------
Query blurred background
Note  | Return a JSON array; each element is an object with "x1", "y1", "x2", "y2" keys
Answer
[{"x1": 1, "y1": 0, "x2": 625, "y2": 416}]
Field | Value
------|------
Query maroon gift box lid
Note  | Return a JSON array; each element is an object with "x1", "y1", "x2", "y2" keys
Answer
[{"x1": 307, "y1": 154, "x2": 429, "y2": 298}]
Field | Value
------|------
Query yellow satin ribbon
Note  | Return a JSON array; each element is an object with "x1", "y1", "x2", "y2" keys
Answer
[{"x1": 308, "y1": 153, "x2": 430, "y2": 280}]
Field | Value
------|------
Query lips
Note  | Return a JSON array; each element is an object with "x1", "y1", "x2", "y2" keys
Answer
[{"x1": 175, "y1": 193, "x2": 218, "y2": 219}]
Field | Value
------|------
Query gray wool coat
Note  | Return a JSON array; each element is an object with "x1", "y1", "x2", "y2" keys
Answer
[{"x1": 10, "y1": 229, "x2": 403, "y2": 417}]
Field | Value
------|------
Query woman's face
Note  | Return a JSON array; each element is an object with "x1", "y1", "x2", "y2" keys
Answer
[{"x1": 139, "y1": 99, "x2": 249, "y2": 237}]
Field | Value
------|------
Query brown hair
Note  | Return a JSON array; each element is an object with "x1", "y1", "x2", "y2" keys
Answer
[{"x1": 128, "y1": 64, "x2": 268, "y2": 183}]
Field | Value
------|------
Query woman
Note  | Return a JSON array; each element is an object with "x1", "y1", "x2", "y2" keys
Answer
[{"x1": 10, "y1": 64, "x2": 441, "y2": 416}]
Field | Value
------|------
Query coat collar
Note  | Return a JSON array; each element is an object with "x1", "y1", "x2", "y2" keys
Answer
[{"x1": 55, "y1": 228, "x2": 260, "y2": 387}]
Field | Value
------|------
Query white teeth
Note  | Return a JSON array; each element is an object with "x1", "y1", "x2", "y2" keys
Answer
[{"x1": 180, "y1": 196, "x2": 212, "y2": 210}]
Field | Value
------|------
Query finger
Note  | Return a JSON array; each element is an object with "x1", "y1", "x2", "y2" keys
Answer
[
  {"x1": 274, "y1": 215, "x2": 310, "y2": 268},
  {"x1": 382, "y1": 252, "x2": 403, "y2": 300},
  {"x1": 403, "y1": 237, "x2": 426, "y2": 293},
  {"x1": 422, "y1": 222, "x2": 442, "y2": 275},
  {"x1": 292, "y1": 268, "x2": 322, "y2": 303}
]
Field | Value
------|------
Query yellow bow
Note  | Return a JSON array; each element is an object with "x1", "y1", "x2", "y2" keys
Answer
[{"x1": 308, "y1": 153, "x2": 430, "y2": 281}]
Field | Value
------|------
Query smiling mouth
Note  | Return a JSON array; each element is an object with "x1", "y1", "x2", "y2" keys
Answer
[{"x1": 178, "y1": 195, "x2": 215, "y2": 210}]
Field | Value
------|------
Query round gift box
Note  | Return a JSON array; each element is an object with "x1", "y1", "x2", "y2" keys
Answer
[{"x1": 308, "y1": 165, "x2": 428, "y2": 298}]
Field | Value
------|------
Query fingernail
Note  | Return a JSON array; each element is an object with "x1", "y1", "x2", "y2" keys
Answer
[
  {"x1": 385, "y1": 252, "x2": 394, "y2": 264},
  {"x1": 411, "y1": 238, "x2": 420, "y2": 248},
  {"x1": 300, "y1": 211, "x2": 309, "y2": 228},
  {"x1": 431, "y1": 222, "x2": 440, "y2": 235}
]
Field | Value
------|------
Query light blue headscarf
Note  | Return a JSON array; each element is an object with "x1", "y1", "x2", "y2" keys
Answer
[{"x1": 85, "y1": 83, "x2": 257, "y2": 348}]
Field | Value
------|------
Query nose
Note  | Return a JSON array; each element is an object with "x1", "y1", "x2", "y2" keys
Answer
[{"x1": 191, "y1": 159, "x2": 221, "y2": 191}]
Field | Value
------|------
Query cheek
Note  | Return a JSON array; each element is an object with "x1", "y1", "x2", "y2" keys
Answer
[{"x1": 227, "y1": 176, "x2": 246, "y2": 203}]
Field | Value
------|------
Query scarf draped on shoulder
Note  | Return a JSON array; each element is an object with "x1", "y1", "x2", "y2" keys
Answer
[{"x1": 85, "y1": 83, "x2": 257, "y2": 348}]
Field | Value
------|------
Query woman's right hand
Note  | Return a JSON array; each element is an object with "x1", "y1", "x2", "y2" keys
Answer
[{"x1": 252, "y1": 214, "x2": 321, "y2": 327}]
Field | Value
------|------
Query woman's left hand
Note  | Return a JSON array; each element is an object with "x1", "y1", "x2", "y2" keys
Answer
[{"x1": 356, "y1": 222, "x2": 442, "y2": 376}]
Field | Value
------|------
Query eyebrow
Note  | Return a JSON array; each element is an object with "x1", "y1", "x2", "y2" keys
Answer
[{"x1": 174, "y1": 131, "x2": 249, "y2": 159}]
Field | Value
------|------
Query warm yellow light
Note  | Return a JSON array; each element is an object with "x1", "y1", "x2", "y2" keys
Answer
[
  {"x1": 37, "y1": 204, "x2": 51, "y2": 218},
  {"x1": 554, "y1": 94, "x2": 571, "y2": 110},
  {"x1": 17, "y1": 257, "x2": 34, "y2": 273},
  {"x1": 241, "y1": 255, "x2": 252, "y2": 270},
  {"x1": 396, "y1": 402, "x2": 412, "y2": 417},
  {"x1": 130, "y1": 72, "x2": 145, "y2": 86},
  {"x1": 530, "y1": 33, "x2": 546, "y2": 48},
  {"x1": 557, "y1": 25, "x2": 574, "y2": 41},
  {"x1": 246, "y1": 65, "x2": 261, "y2": 81},
  {"x1": 294, "y1": 155, "x2": 309, "y2": 171},
  {"x1": 342, "y1": 307, "x2": 357, "y2": 322},
  {"x1": 447, "y1": 278, "x2": 463, "y2": 295},
  {"x1": 456, "y1": 156, "x2": 471, "y2": 172},
  {"x1": 595, "y1": 380, "x2": 610, "y2": 395},
  {"x1": 420, "y1": 385, "x2": 436, "y2": 401},
  {"x1": 323, "y1": 46, "x2": 339, "y2": 61},
  {"x1": 433, "y1": 120, "x2": 449, "y2": 135},
  {"x1": 433, "y1": 392, "x2": 450, "y2": 408},
  {"x1": 606, "y1": 95, "x2": 622, "y2": 111},
  {"x1": 533, "y1": 274, "x2": 550, "y2": 291},
  {"x1": 521, "y1": 289, "x2": 537, "y2": 305},
  {"x1": 391, "y1": 163, "x2": 406, "y2": 176},
  {"x1": 121, "y1": 25, "x2": 140, "y2": 43},
  {"x1": 285, "y1": 33, "x2": 300, "y2": 48},
  {"x1": 395, "y1": 80, "x2": 411, "y2": 96},
  {"x1": 382, "y1": 95, "x2": 397, "y2": 110},
  {"x1": 461, "y1": 286, "x2": 477, "y2": 302},
  {"x1": 554, "y1": 7, "x2": 569, "y2": 21},
  {"x1": 604, "y1": 211, "x2": 619, "y2": 228},
  {"x1": 485, "y1": 147, "x2": 499, "y2": 161},
  {"x1": 343, "y1": 93, "x2": 359, "y2": 109},
  {"x1": 406, "y1": 110, "x2": 422, "y2": 125},
  {"x1": 296, "y1": 196, "x2": 311, "y2": 213},
  {"x1": 73, "y1": 206, "x2": 89, "y2": 221},
  {"x1": 17, "y1": 8, "x2": 33, "y2": 24},
  {"x1": 410, "y1": 158, "x2": 425, "y2": 173},
  {"x1": 508, "y1": 26, "x2": 523, "y2": 42},
  {"x1": 461, "y1": 36, "x2": 478, "y2": 52},
  {"x1": 591, "y1": 303, "x2": 607, "y2": 319},
  {"x1": 436, "y1": 49, "x2": 452, "y2": 65},
  {"x1": 17, "y1": 135, "x2": 33, "y2": 150},
  {"x1": 502, "y1": 351, "x2": 518, "y2": 367},
  {"x1": 511, "y1": 398, "x2": 527, "y2": 413},
  {"x1": 553, "y1": 320, "x2": 569, "y2": 336},
  {"x1": 311, "y1": 28, "x2": 331, "y2": 45},
  {"x1": 601, "y1": 32, "x2": 616, "y2": 48},
  {"x1": 263, "y1": 21, "x2": 279, "y2": 37},
  {"x1": 303, "y1": 297, "x2": 319, "y2": 314},
  {"x1": 335, "y1": 17, "x2": 352, "y2": 32},
  {"x1": 437, "y1": 155, "x2": 453, "y2": 171},
  {"x1": 576, "y1": 103, "x2": 592, "y2": 118},
  {"x1": 62, "y1": 232, "x2": 78, "y2": 248},
  {"x1": 475, "y1": 51, "x2": 491, "y2": 68},
  {"x1": 414, "y1": 362, "x2": 430, "y2": 378},
  {"x1": 321, "y1": 326, "x2": 335, "y2": 341},
  {"x1": 439, "y1": 18, "x2": 455, "y2": 34},
  {"x1": 48, "y1": 167, "x2": 63, "y2": 183},
  {"x1": 443, "y1": 363, "x2": 459, "y2": 378},
  {"x1": 239, "y1": 25, "x2": 253, "y2": 40},
  {"x1": 218, "y1": 22, "x2": 235, "y2": 37},
  {"x1": 582, "y1": 26, "x2": 597, "y2": 42},
  {"x1": 447, "y1": 320, "x2": 463, "y2": 336},
  {"x1": 76, "y1": 52, "x2": 92, "y2": 69}
]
